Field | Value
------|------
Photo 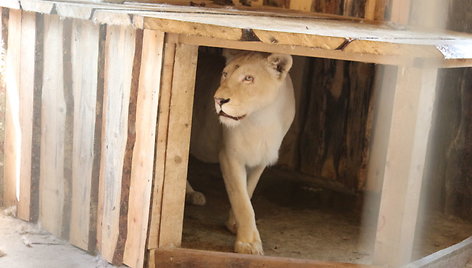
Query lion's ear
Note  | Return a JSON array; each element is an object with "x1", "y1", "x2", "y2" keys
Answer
[
  {"x1": 222, "y1": 49, "x2": 244, "y2": 63},
  {"x1": 267, "y1": 54, "x2": 293, "y2": 79}
]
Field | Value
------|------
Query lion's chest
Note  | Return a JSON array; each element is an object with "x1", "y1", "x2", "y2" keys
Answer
[{"x1": 223, "y1": 122, "x2": 284, "y2": 167}]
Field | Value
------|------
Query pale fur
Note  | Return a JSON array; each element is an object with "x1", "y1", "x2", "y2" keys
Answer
[{"x1": 189, "y1": 51, "x2": 295, "y2": 255}]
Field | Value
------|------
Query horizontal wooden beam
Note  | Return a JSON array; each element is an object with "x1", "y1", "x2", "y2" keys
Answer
[
  {"x1": 176, "y1": 34, "x2": 431, "y2": 67},
  {"x1": 154, "y1": 248, "x2": 380, "y2": 268},
  {"x1": 405, "y1": 237, "x2": 472, "y2": 268},
  {"x1": 2, "y1": 0, "x2": 472, "y2": 67}
]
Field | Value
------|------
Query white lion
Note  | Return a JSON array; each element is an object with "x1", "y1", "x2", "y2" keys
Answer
[{"x1": 189, "y1": 50, "x2": 295, "y2": 255}]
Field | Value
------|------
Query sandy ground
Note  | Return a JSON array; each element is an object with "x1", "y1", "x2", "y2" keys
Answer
[
  {"x1": 183, "y1": 158, "x2": 472, "y2": 265},
  {"x1": 0, "y1": 207, "x2": 119, "y2": 268}
]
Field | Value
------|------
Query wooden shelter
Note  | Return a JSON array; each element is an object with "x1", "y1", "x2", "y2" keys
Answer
[{"x1": 0, "y1": 0, "x2": 472, "y2": 267}]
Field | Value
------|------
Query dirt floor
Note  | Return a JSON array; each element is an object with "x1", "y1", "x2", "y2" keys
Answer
[
  {"x1": 1, "y1": 159, "x2": 471, "y2": 267},
  {"x1": 182, "y1": 158, "x2": 472, "y2": 265},
  {"x1": 0, "y1": 207, "x2": 121, "y2": 268}
]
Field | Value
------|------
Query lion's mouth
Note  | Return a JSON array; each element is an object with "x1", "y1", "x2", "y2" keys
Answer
[{"x1": 218, "y1": 111, "x2": 246, "y2": 121}]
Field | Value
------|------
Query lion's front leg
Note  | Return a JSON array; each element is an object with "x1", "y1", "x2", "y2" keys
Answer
[
  {"x1": 219, "y1": 152, "x2": 263, "y2": 255},
  {"x1": 226, "y1": 165, "x2": 265, "y2": 235}
]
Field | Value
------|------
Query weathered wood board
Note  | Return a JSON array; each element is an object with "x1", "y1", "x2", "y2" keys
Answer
[
  {"x1": 405, "y1": 236, "x2": 472, "y2": 268},
  {"x1": 39, "y1": 14, "x2": 68, "y2": 238},
  {"x1": 123, "y1": 29, "x2": 164, "y2": 268},
  {"x1": 97, "y1": 24, "x2": 136, "y2": 263},
  {"x1": 372, "y1": 66, "x2": 439, "y2": 266},
  {"x1": 17, "y1": 11, "x2": 37, "y2": 221},
  {"x1": 157, "y1": 42, "x2": 199, "y2": 248},
  {"x1": 0, "y1": 7, "x2": 5, "y2": 207},
  {"x1": 69, "y1": 19, "x2": 100, "y2": 251},
  {"x1": 147, "y1": 37, "x2": 177, "y2": 250},
  {"x1": 154, "y1": 247, "x2": 381, "y2": 268},
  {"x1": 3, "y1": 8, "x2": 21, "y2": 210}
]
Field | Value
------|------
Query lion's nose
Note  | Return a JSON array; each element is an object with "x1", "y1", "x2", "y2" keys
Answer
[{"x1": 215, "y1": 97, "x2": 230, "y2": 106}]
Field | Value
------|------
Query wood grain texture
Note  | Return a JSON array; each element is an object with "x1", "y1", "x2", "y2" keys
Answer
[
  {"x1": 17, "y1": 11, "x2": 37, "y2": 221},
  {"x1": 113, "y1": 28, "x2": 143, "y2": 265},
  {"x1": 69, "y1": 19, "x2": 100, "y2": 251},
  {"x1": 0, "y1": 7, "x2": 6, "y2": 207},
  {"x1": 390, "y1": 0, "x2": 410, "y2": 24},
  {"x1": 21, "y1": 0, "x2": 54, "y2": 14},
  {"x1": 364, "y1": 0, "x2": 388, "y2": 21},
  {"x1": 406, "y1": 237, "x2": 472, "y2": 268},
  {"x1": 158, "y1": 42, "x2": 198, "y2": 248},
  {"x1": 97, "y1": 24, "x2": 136, "y2": 263},
  {"x1": 147, "y1": 36, "x2": 177, "y2": 250},
  {"x1": 3, "y1": 8, "x2": 21, "y2": 209},
  {"x1": 155, "y1": 247, "x2": 380, "y2": 268},
  {"x1": 29, "y1": 12, "x2": 44, "y2": 223},
  {"x1": 39, "y1": 14, "x2": 67, "y2": 237},
  {"x1": 89, "y1": 23, "x2": 106, "y2": 253},
  {"x1": 61, "y1": 18, "x2": 73, "y2": 241},
  {"x1": 123, "y1": 29, "x2": 165, "y2": 268},
  {"x1": 298, "y1": 59, "x2": 375, "y2": 190},
  {"x1": 1, "y1": 0, "x2": 471, "y2": 66},
  {"x1": 372, "y1": 67, "x2": 439, "y2": 267}
]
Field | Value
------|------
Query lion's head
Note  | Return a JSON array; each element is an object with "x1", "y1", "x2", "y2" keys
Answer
[{"x1": 214, "y1": 51, "x2": 293, "y2": 127}]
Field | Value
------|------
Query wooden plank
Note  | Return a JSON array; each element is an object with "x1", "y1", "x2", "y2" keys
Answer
[
  {"x1": 29, "y1": 11, "x2": 44, "y2": 223},
  {"x1": 297, "y1": 59, "x2": 375, "y2": 190},
  {"x1": 390, "y1": 0, "x2": 411, "y2": 24},
  {"x1": 89, "y1": 23, "x2": 106, "y2": 253},
  {"x1": 289, "y1": 0, "x2": 312, "y2": 12},
  {"x1": 406, "y1": 236, "x2": 472, "y2": 268},
  {"x1": 97, "y1": 24, "x2": 136, "y2": 264},
  {"x1": 69, "y1": 19, "x2": 100, "y2": 251},
  {"x1": 123, "y1": 29, "x2": 165, "y2": 268},
  {"x1": 371, "y1": 66, "x2": 439, "y2": 267},
  {"x1": 364, "y1": 0, "x2": 388, "y2": 21},
  {"x1": 155, "y1": 248, "x2": 380, "y2": 268},
  {"x1": 177, "y1": 35, "x2": 472, "y2": 69},
  {"x1": 20, "y1": 0, "x2": 55, "y2": 14},
  {"x1": 111, "y1": 28, "x2": 143, "y2": 266},
  {"x1": 147, "y1": 35, "x2": 177, "y2": 250},
  {"x1": 93, "y1": 10, "x2": 135, "y2": 27},
  {"x1": 2, "y1": 0, "x2": 472, "y2": 66},
  {"x1": 39, "y1": 14, "x2": 67, "y2": 237},
  {"x1": 61, "y1": 18, "x2": 74, "y2": 240},
  {"x1": 157, "y1": 41, "x2": 198, "y2": 248},
  {"x1": 3, "y1": 8, "x2": 21, "y2": 209},
  {"x1": 55, "y1": 3, "x2": 93, "y2": 20},
  {"x1": 0, "y1": 7, "x2": 5, "y2": 207},
  {"x1": 17, "y1": 11, "x2": 37, "y2": 221},
  {"x1": 2, "y1": 0, "x2": 20, "y2": 9}
]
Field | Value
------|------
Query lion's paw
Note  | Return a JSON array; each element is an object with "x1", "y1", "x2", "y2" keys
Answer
[
  {"x1": 235, "y1": 240, "x2": 264, "y2": 255},
  {"x1": 186, "y1": 191, "x2": 206, "y2": 206}
]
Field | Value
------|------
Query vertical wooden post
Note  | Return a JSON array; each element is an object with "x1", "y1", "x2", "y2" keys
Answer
[
  {"x1": 69, "y1": 19, "x2": 100, "y2": 252},
  {"x1": 147, "y1": 34, "x2": 198, "y2": 256},
  {"x1": 157, "y1": 39, "x2": 198, "y2": 248},
  {"x1": 123, "y1": 29, "x2": 164, "y2": 268},
  {"x1": 370, "y1": 67, "x2": 438, "y2": 266},
  {"x1": 147, "y1": 35, "x2": 177, "y2": 250},
  {"x1": 3, "y1": 9, "x2": 21, "y2": 209},
  {"x1": 97, "y1": 24, "x2": 136, "y2": 263}
]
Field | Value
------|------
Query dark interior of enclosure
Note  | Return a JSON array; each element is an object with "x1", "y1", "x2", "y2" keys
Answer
[{"x1": 182, "y1": 48, "x2": 472, "y2": 263}]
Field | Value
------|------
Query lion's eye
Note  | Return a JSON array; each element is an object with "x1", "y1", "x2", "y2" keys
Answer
[
  {"x1": 243, "y1": 75, "x2": 254, "y2": 83},
  {"x1": 222, "y1": 72, "x2": 228, "y2": 79}
]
